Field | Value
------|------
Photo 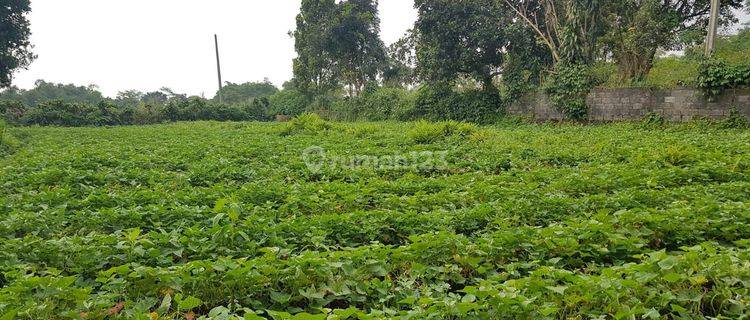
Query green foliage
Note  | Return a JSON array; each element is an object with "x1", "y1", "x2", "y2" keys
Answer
[
  {"x1": 329, "y1": 87, "x2": 416, "y2": 121},
  {"x1": 280, "y1": 113, "x2": 333, "y2": 135},
  {"x1": 413, "y1": 83, "x2": 503, "y2": 123},
  {"x1": 0, "y1": 0, "x2": 35, "y2": 88},
  {"x1": 696, "y1": 58, "x2": 750, "y2": 99},
  {"x1": 21, "y1": 100, "x2": 129, "y2": 126},
  {"x1": 641, "y1": 112, "x2": 666, "y2": 128},
  {"x1": 268, "y1": 89, "x2": 309, "y2": 116},
  {"x1": 0, "y1": 119, "x2": 20, "y2": 156},
  {"x1": 382, "y1": 30, "x2": 418, "y2": 88},
  {"x1": 0, "y1": 100, "x2": 26, "y2": 124},
  {"x1": 293, "y1": 0, "x2": 385, "y2": 97},
  {"x1": 645, "y1": 56, "x2": 700, "y2": 88},
  {"x1": 589, "y1": 62, "x2": 620, "y2": 88},
  {"x1": 0, "y1": 80, "x2": 104, "y2": 106},
  {"x1": 407, "y1": 119, "x2": 477, "y2": 143},
  {"x1": 214, "y1": 80, "x2": 279, "y2": 104},
  {"x1": 721, "y1": 107, "x2": 750, "y2": 128},
  {"x1": 414, "y1": 0, "x2": 510, "y2": 91},
  {"x1": 502, "y1": 23, "x2": 552, "y2": 101},
  {"x1": 1, "y1": 122, "x2": 750, "y2": 318},
  {"x1": 7, "y1": 97, "x2": 272, "y2": 127},
  {"x1": 599, "y1": 0, "x2": 742, "y2": 82},
  {"x1": 543, "y1": 63, "x2": 594, "y2": 119}
]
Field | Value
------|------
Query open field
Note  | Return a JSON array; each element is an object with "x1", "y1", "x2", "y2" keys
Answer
[{"x1": 1, "y1": 120, "x2": 750, "y2": 319}]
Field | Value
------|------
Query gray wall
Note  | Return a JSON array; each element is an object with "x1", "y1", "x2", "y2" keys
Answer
[{"x1": 507, "y1": 88, "x2": 750, "y2": 121}]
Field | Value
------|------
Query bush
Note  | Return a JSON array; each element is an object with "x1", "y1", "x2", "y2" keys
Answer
[
  {"x1": 354, "y1": 87, "x2": 416, "y2": 121},
  {"x1": 0, "y1": 119, "x2": 20, "y2": 156},
  {"x1": 407, "y1": 120, "x2": 478, "y2": 144},
  {"x1": 412, "y1": 83, "x2": 503, "y2": 123},
  {"x1": 132, "y1": 104, "x2": 165, "y2": 125},
  {"x1": 696, "y1": 58, "x2": 750, "y2": 100},
  {"x1": 21, "y1": 100, "x2": 89, "y2": 126},
  {"x1": 245, "y1": 97, "x2": 271, "y2": 121},
  {"x1": 641, "y1": 112, "x2": 666, "y2": 128},
  {"x1": 543, "y1": 63, "x2": 593, "y2": 120},
  {"x1": 268, "y1": 90, "x2": 308, "y2": 116},
  {"x1": 646, "y1": 56, "x2": 699, "y2": 88},
  {"x1": 280, "y1": 113, "x2": 333, "y2": 136},
  {"x1": 721, "y1": 107, "x2": 749, "y2": 129},
  {"x1": 0, "y1": 100, "x2": 26, "y2": 124}
]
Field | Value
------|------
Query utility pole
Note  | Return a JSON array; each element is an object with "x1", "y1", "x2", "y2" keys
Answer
[
  {"x1": 214, "y1": 34, "x2": 224, "y2": 103},
  {"x1": 705, "y1": 0, "x2": 720, "y2": 56}
]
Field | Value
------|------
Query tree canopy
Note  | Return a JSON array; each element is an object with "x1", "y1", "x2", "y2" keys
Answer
[
  {"x1": 292, "y1": 0, "x2": 384, "y2": 97},
  {"x1": 414, "y1": 0, "x2": 511, "y2": 91},
  {"x1": 0, "y1": 80, "x2": 103, "y2": 106},
  {"x1": 213, "y1": 80, "x2": 279, "y2": 104},
  {"x1": 0, "y1": 0, "x2": 35, "y2": 88}
]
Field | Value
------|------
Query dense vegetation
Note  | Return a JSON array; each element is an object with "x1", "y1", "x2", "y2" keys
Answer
[
  {"x1": 1, "y1": 119, "x2": 749, "y2": 319},
  {"x1": 0, "y1": 0, "x2": 35, "y2": 89},
  {"x1": 3, "y1": 27, "x2": 749, "y2": 127}
]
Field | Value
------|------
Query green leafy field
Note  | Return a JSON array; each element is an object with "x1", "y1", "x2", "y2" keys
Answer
[{"x1": 1, "y1": 120, "x2": 750, "y2": 319}]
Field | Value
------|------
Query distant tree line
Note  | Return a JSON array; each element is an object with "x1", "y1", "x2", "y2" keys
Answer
[
  {"x1": 1, "y1": 0, "x2": 748, "y2": 125},
  {"x1": 0, "y1": 80, "x2": 287, "y2": 126}
]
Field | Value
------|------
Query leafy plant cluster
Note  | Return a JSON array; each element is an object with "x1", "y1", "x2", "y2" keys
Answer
[
  {"x1": 407, "y1": 120, "x2": 477, "y2": 144},
  {"x1": 696, "y1": 58, "x2": 750, "y2": 99},
  {"x1": 0, "y1": 119, "x2": 20, "y2": 156},
  {"x1": 1, "y1": 121, "x2": 749, "y2": 319},
  {"x1": 543, "y1": 64, "x2": 594, "y2": 120},
  {"x1": 0, "y1": 98, "x2": 272, "y2": 127}
]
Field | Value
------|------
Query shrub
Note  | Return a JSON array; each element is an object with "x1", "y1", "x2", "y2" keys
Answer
[
  {"x1": 696, "y1": 58, "x2": 750, "y2": 100},
  {"x1": 0, "y1": 100, "x2": 27, "y2": 124},
  {"x1": 408, "y1": 120, "x2": 446, "y2": 143},
  {"x1": 646, "y1": 56, "x2": 699, "y2": 88},
  {"x1": 21, "y1": 100, "x2": 88, "y2": 126},
  {"x1": 132, "y1": 104, "x2": 165, "y2": 125},
  {"x1": 641, "y1": 112, "x2": 666, "y2": 128},
  {"x1": 245, "y1": 97, "x2": 271, "y2": 121},
  {"x1": 413, "y1": 83, "x2": 503, "y2": 123},
  {"x1": 0, "y1": 119, "x2": 20, "y2": 156},
  {"x1": 407, "y1": 120, "x2": 478, "y2": 144},
  {"x1": 354, "y1": 87, "x2": 416, "y2": 121},
  {"x1": 590, "y1": 62, "x2": 619, "y2": 88},
  {"x1": 164, "y1": 97, "x2": 210, "y2": 121},
  {"x1": 543, "y1": 63, "x2": 593, "y2": 120},
  {"x1": 268, "y1": 90, "x2": 308, "y2": 116},
  {"x1": 721, "y1": 107, "x2": 749, "y2": 129},
  {"x1": 280, "y1": 113, "x2": 333, "y2": 136}
]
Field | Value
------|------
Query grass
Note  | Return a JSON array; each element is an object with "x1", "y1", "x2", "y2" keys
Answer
[{"x1": 0, "y1": 120, "x2": 749, "y2": 319}]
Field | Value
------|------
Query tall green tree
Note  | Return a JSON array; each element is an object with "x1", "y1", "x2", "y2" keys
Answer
[
  {"x1": 414, "y1": 0, "x2": 510, "y2": 91},
  {"x1": 292, "y1": 0, "x2": 339, "y2": 97},
  {"x1": 331, "y1": 0, "x2": 385, "y2": 96},
  {"x1": 0, "y1": 0, "x2": 35, "y2": 88},
  {"x1": 292, "y1": 0, "x2": 384, "y2": 98}
]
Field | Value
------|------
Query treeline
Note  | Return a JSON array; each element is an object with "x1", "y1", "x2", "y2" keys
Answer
[
  {"x1": 286, "y1": 0, "x2": 749, "y2": 121},
  {"x1": 2, "y1": 0, "x2": 749, "y2": 126},
  {"x1": 0, "y1": 80, "x2": 287, "y2": 126}
]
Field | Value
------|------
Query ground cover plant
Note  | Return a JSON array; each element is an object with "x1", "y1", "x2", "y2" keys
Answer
[{"x1": 0, "y1": 119, "x2": 749, "y2": 319}]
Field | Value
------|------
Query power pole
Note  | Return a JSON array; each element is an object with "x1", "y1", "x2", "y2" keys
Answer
[
  {"x1": 214, "y1": 34, "x2": 224, "y2": 103},
  {"x1": 705, "y1": 0, "x2": 720, "y2": 56}
]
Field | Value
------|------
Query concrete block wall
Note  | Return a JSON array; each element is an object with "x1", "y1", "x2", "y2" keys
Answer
[{"x1": 507, "y1": 88, "x2": 750, "y2": 121}]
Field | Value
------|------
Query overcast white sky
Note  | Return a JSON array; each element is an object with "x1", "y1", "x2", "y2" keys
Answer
[
  {"x1": 11, "y1": 2, "x2": 748, "y2": 98},
  {"x1": 12, "y1": 1, "x2": 418, "y2": 98}
]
